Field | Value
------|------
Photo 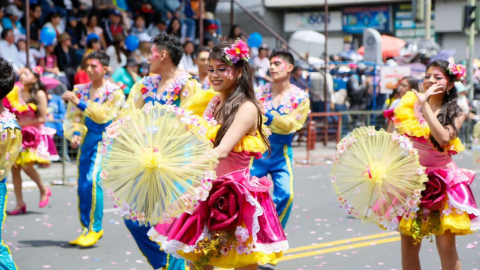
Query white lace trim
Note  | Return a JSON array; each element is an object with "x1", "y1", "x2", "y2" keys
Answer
[
  {"x1": 447, "y1": 193, "x2": 480, "y2": 217},
  {"x1": 147, "y1": 225, "x2": 210, "y2": 255},
  {"x1": 470, "y1": 216, "x2": 480, "y2": 231},
  {"x1": 243, "y1": 187, "x2": 264, "y2": 246},
  {"x1": 254, "y1": 240, "x2": 290, "y2": 254}
]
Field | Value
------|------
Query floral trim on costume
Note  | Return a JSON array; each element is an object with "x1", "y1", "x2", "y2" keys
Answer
[
  {"x1": 393, "y1": 92, "x2": 465, "y2": 154},
  {"x1": 140, "y1": 72, "x2": 191, "y2": 104},
  {"x1": 0, "y1": 110, "x2": 19, "y2": 132},
  {"x1": 256, "y1": 83, "x2": 309, "y2": 114},
  {"x1": 73, "y1": 81, "x2": 119, "y2": 104}
]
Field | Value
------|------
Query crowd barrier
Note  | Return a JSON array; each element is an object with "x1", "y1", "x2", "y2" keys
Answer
[
  {"x1": 13, "y1": 113, "x2": 477, "y2": 183},
  {"x1": 296, "y1": 110, "x2": 477, "y2": 164}
]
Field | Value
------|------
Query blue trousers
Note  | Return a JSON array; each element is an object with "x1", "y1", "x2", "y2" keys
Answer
[
  {"x1": 124, "y1": 220, "x2": 186, "y2": 270},
  {"x1": 77, "y1": 131, "x2": 104, "y2": 233},
  {"x1": 0, "y1": 179, "x2": 17, "y2": 269},
  {"x1": 251, "y1": 143, "x2": 294, "y2": 228}
]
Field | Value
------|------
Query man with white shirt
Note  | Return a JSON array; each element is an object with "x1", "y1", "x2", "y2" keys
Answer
[{"x1": 0, "y1": 29, "x2": 20, "y2": 70}]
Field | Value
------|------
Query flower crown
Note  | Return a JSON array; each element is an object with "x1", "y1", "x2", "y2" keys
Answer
[
  {"x1": 447, "y1": 62, "x2": 466, "y2": 82},
  {"x1": 224, "y1": 39, "x2": 250, "y2": 66}
]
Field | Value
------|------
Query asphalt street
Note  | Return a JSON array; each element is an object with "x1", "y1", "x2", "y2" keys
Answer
[{"x1": 3, "y1": 150, "x2": 480, "y2": 270}]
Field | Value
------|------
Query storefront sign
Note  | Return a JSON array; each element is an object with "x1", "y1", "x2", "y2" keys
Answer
[
  {"x1": 342, "y1": 6, "x2": 391, "y2": 34},
  {"x1": 380, "y1": 66, "x2": 411, "y2": 94},
  {"x1": 284, "y1": 11, "x2": 342, "y2": 32},
  {"x1": 394, "y1": 4, "x2": 435, "y2": 39}
]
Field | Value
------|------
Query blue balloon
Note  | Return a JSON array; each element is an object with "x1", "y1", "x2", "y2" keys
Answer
[
  {"x1": 125, "y1": 35, "x2": 140, "y2": 51},
  {"x1": 40, "y1": 27, "x2": 56, "y2": 46},
  {"x1": 248, "y1": 32, "x2": 263, "y2": 48}
]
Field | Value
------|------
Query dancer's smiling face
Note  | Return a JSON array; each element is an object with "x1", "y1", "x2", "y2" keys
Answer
[
  {"x1": 208, "y1": 59, "x2": 241, "y2": 94},
  {"x1": 423, "y1": 66, "x2": 454, "y2": 93}
]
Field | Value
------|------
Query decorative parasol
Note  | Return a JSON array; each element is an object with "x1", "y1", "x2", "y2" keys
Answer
[
  {"x1": 331, "y1": 126, "x2": 428, "y2": 229},
  {"x1": 100, "y1": 103, "x2": 218, "y2": 225}
]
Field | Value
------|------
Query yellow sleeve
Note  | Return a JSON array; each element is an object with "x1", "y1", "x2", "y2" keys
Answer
[
  {"x1": 117, "y1": 80, "x2": 145, "y2": 119},
  {"x1": 269, "y1": 98, "x2": 310, "y2": 135},
  {"x1": 0, "y1": 128, "x2": 22, "y2": 178},
  {"x1": 182, "y1": 89, "x2": 217, "y2": 116},
  {"x1": 179, "y1": 78, "x2": 200, "y2": 108},
  {"x1": 83, "y1": 89, "x2": 125, "y2": 124},
  {"x1": 63, "y1": 99, "x2": 88, "y2": 142}
]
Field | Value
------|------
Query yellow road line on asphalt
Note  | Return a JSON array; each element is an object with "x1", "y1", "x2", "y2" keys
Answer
[
  {"x1": 278, "y1": 236, "x2": 401, "y2": 262},
  {"x1": 285, "y1": 231, "x2": 399, "y2": 254}
]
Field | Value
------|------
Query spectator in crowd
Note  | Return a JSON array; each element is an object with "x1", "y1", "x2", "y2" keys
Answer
[
  {"x1": 129, "y1": 1, "x2": 155, "y2": 26},
  {"x1": 179, "y1": 41, "x2": 197, "y2": 75},
  {"x1": 73, "y1": 12, "x2": 88, "y2": 49},
  {"x1": 182, "y1": 0, "x2": 197, "y2": 41},
  {"x1": 0, "y1": 29, "x2": 20, "y2": 70},
  {"x1": 43, "y1": 12, "x2": 64, "y2": 37},
  {"x1": 227, "y1": 24, "x2": 246, "y2": 42},
  {"x1": 38, "y1": 0, "x2": 67, "y2": 24},
  {"x1": 84, "y1": 33, "x2": 101, "y2": 57},
  {"x1": 290, "y1": 66, "x2": 310, "y2": 90},
  {"x1": 204, "y1": 23, "x2": 219, "y2": 45},
  {"x1": 86, "y1": 14, "x2": 107, "y2": 49},
  {"x1": 73, "y1": 57, "x2": 90, "y2": 84},
  {"x1": 111, "y1": 57, "x2": 141, "y2": 97},
  {"x1": 205, "y1": 0, "x2": 218, "y2": 14},
  {"x1": 134, "y1": 40, "x2": 150, "y2": 64},
  {"x1": 195, "y1": 46, "x2": 210, "y2": 89},
  {"x1": 39, "y1": 44, "x2": 60, "y2": 75},
  {"x1": 167, "y1": 18, "x2": 182, "y2": 41},
  {"x1": 21, "y1": 4, "x2": 43, "y2": 45},
  {"x1": 347, "y1": 63, "x2": 370, "y2": 125},
  {"x1": 148, "y1": 17, "x2": 167, "y2": 37},
  {"x1": 45, "y1": 91, "x2": 67, "y2": 160},
  {"x1": 387, "y1": 76, "x2": 419, "y2": 109},
  {"x1": 151, "y1": 0, "x2": 180, "y2": 23},
  {"x1": 54, "y1": 32, "x2": 78, "y2": 86},
  {"x1": 130, "y1": 14, "x2": 150, "y2": 40},
  {"x1": 0, "y1": 6, "x2": 4, "y2": 33},
  {"x1": 203, "y1": 12, "x2": 222, "y2": 37},
  {"x1": 106, "y1": 33, "x2": 127, "y2": 71},
  {"x1": 17, "y1": 39, "x2": 46, "y2": 68},
  {"x1": 66, "y1": 16, "x2": 80, "y2": 49},
  {"x1": 310, "y1": 70, "x2": 334, "y2": 112},
  {"x1": 93, "y1": 0, "x2": 116, "y2": 17},
  {"x1": 253, "y1": 46, "x2": 272, "y2": 84},
  {"x1": 102, "y1": 9, "x2": 125, "y2": 46},
  {"x1": 3, "y1": 5, "x2": 25, "y2": 42},
  {"x1": 139, "y1": 61, "x2": 149, "y2": 77},
  {"x1": 203, "y1": 38, "x2": 214, "y2": 50}
]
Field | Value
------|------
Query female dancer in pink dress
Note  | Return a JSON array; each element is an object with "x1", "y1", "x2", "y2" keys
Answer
[
  {"x1": 148, "y1": 40, "x2": 288, "y2": 269},
  {"x1": 385, "y1": 60, "x2": 479, "y2": 270},
  {"x1": 3, "y1": 67, "x2": 56, "y2": 214}
]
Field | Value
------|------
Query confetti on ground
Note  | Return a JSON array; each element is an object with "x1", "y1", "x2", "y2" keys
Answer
[
  {"x1": 467, "y1": 243, "x2": 476, "y2": 249},
  {"x1": 82, "y1": 256, "x2": 89, "y2": 259}
]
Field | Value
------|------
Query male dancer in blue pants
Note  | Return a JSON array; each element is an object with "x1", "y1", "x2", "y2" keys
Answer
[
  {"x1": 252, "y1": 49, "x2": 310, "y2": 229},
  {"x1": 107, "y1": 33, "x2": 198, "y2": 270},
  {"x1": 62, "y1": 52, "x2": 125, "y2": 247},
  {"x1": 0, "y1": 58, "x2": 22, "y2": 269}
]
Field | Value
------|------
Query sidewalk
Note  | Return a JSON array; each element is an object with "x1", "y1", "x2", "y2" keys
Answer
[{"x1": 6, "y1": 142, "x2": 338, "y2": 190}]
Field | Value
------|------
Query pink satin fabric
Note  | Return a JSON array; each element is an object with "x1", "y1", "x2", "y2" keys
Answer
[
  {"x1": 412, "y1": 137, "x2": 479, "y2": 223},
  {"x1": 153, "y1": 151, "x2": 287, "y2": 251}
]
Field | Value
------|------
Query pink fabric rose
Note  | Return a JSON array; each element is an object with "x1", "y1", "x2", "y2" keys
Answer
[
  {"x1": 204, "y1": 180, "x2": 246, "y2": 231},
  {"x1": 21, "y1": 126, "x2": 40, "y2": 149},
  {"x1": 420, "y1": 173, "x2": 447, "y2": 211}
]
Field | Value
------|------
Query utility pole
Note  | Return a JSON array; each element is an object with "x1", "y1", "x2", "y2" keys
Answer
[
  {"x1": 467, "y1": 0, "x2": 476, "y2": 100},
  {"x1": 425, "y1": 0, "x2": 431, "y2": 39},
  {"x1": 323, "y1": 0, "x2": 328, "y2": 146}
]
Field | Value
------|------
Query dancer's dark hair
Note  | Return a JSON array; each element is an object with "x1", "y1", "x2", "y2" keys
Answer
[
  {"x1": 0, "y1": 58, "x2": 16, "y2": 100},
  {"x1": 152, "y1": 33, "x2": 184, "y2": 67},
  {"x1": 426, "y1": 60, "x2": 463, "y2": 151},
  {"x1": 209, "y1": 42, "x2": 270, "y2": 153}
]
